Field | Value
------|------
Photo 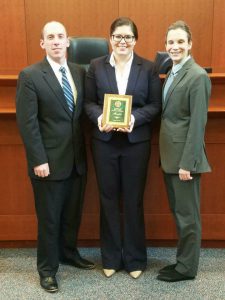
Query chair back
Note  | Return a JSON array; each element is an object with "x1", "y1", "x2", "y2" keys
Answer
[
  {"x1": 154, "y1": 51, "x2": 172, "y2": 74},
  {"x1": 68, "y1": 37, "x2": 109, "y2": 71}
]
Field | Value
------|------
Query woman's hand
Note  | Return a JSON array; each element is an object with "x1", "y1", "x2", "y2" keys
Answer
[
  {"x1": 97, "y1": 114, "x2": 114, "y2": 133},
  {"x1": 179, "y1": 168, "x2": 193, "y2": 181},
  {"x1": 117, "y1": 114, "x2": 135, "y2": 133},
  {"x1": 98, "y1": 114, "x2": 135, "y2": 133}
]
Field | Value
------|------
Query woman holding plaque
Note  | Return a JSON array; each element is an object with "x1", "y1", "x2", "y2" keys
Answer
[{"x1": 85, "y1": 17, "x2": 161, "y2": 279}]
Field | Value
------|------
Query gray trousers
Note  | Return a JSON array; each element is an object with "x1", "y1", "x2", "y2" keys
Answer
[{"x1": 163, "y1": 173, "x2": 201, "y2": 277}]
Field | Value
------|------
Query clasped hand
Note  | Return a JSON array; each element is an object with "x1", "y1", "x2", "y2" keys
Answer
[
  {"x1": 178, "y1": 168, "x2": 193, "y2": 181},
  {"x1": 97, "y1": 114, "x2": 135, "y2": 133},
  {"x1": 34, "y1": 163, "x2": 50, "y2": 177}
]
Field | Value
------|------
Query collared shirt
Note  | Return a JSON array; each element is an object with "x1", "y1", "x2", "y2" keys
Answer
[
  {"x1": 109, "y1": 51, "x2": 133, "y2": 95},
  {"x1": 46, "y1": 56, "x2": 77, "y2": 102},
  {"x1": 171, "y1": 55, "x2": 191, "y2": 77},
  {"x1": 163, "y1": 55, "x2": 191, "y2": 101}
]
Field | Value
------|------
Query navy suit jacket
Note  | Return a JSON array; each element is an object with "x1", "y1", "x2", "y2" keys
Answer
[
  {"x1": 16, "y1": 58, "x2": 87, "y2": 180},
  {"x1": 85, "y1": 53, "x2": 162, "y2": 143}
]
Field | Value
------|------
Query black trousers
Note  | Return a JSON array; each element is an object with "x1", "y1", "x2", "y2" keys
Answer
[
  {"x1": 92, "y1": 134, "x2": 150, "y2": 272},
  {"x1": 163, "y1": 173, "x2": 201, "y2": 277},
  {"x1": 31, "y1": 171, "x2": 86, "y2": 277}
]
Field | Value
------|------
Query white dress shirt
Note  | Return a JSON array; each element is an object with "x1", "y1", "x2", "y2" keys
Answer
[
  {"x1": 109, "y1": 52, "x2": 133, "y2": 95},
  {"x1": 46, "y1": 56, "x2": 77, "y2": 103}
]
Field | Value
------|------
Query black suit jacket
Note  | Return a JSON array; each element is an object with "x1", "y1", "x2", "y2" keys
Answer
[
  {"x1": 16, "y1": 58, "x2": 86, "y2": 180},
  {"x1": 85, "y1": 53, "x2": 162, "y2": 143}
]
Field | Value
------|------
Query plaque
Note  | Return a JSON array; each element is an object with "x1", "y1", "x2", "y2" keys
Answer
[{"x1": 102, "y1": 94, "x2": 132, "y2": 128}]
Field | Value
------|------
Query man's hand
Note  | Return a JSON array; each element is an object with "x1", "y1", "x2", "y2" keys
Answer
[
  {"x1": 34, "y1": 163, "x2": 50, "y2": 178},
  {"x1": 179, "y1": 168, "x2": 193, "y2": 181}
]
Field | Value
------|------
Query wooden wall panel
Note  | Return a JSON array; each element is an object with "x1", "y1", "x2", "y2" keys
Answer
[
  {"x1": 119, "y1": 0, "x2": 214, "y2": 67},
  {"x1": 143, "y1": 136, "x2": 170, "y2": 215},
  {"x1": 0, "y1": 215, "x2": 36, "y2": 240},
  {"x1": 0, "y1": 116, "x2": 34, "y2": 214},
  {"x1": 0, "y1": 109, "x2": 225, "y2": 242},
  {"x1": 211, "y1": 0, "x2": 225, "y2": 72},
  {"x1": 1, "y1": 0, "x2": 225, "y2": 73},
  {"x1": 203, "y1": 116, "x2": 225, "y2": 213},
  {"x1": 24, "y1": 0, "x2": 118, "y2": 64},
  {"x1": 0, "y1": 87, "x2": 16, "y2": 112},
  {"x1": 0, "y1": 115, "x2": 36, "y2": 240},
  {"x1": 0, "y1": 0, "x2": 27, "y2": 74},
  {"x1": 1, "y1": 1, "x2": 225, "y2": 244}
]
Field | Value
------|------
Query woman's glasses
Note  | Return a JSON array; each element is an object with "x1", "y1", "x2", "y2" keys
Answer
[{"x1": 112, "y1": 35, "x2": 135, "y2": 43}]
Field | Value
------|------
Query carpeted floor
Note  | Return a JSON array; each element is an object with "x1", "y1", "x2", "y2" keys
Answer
[{"x1": 0, "y1": 247, "x2": 225, "y2": 300}]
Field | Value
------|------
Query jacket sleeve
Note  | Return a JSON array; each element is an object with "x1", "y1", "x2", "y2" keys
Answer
[
  {"x1": 84, "y1": 61, "x2": 103, "y2": 126},
  {"x1": 16, "y1": 70, "x2": 48, "y2": 168},
  {"x1": 179, "y1": 73, "x2": 211, "y2": 171},
  {"x1": 132, "y1": 65, "x2": 162, "y2": 127}
]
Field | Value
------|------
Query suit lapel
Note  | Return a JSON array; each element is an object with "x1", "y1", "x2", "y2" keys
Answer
[
  {"x1": 163, "y1": 70, "x2": 186, "y2": 111},
  {"x1": 104, "y1": 53, "x2": 142, "y2": 95},
  {"x1": 68, "y1": 63, "x2": 82, "y2": 118},
  {"x1": 126, "y1": 54, "x2": 142, "y2": 95},
  {"x1": 163, "y1": 58, "x2": 195, "y2": 111},
  {"x1": 41, "y1": 59, "x2": 73, "y2": 118},
  {"x1": 104, "y1": 55, "x2": 118, "y2": 93}
]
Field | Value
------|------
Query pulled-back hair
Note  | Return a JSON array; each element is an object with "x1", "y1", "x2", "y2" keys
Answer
[
  {"x1": 110, "y1": 17, "x2": 138, "y2": 40},
  {"x1": 166, "y1": 20, "x2": 192, "y2": 43}
]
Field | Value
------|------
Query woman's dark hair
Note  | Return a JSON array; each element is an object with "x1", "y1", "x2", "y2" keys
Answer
[
  {"x1": 110, "y1": 17, "x2": 138, "y2": 40},
  {"x1": 166, "y1": 20, "x2": 192, "y2": 43}
]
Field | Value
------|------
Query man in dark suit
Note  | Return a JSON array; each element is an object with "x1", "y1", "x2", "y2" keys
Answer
[
  {"x1": 158, "y1": 20, "x2": 211, "y2": 282},
  {"x1": 16, "y1": 21, "x2": 94, "y2": 293}
]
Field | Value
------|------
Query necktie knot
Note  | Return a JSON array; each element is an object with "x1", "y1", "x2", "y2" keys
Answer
[
  {"x1": 59, "y1": 66, "x2": 66, "y2": 74},
  {"x1": 171, "y1": 70, "x2": 179, "y2": 77}
]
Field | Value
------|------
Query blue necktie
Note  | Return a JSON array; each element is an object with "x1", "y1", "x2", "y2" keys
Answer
[
  {"x1": 59, "y1": 66, "x2": 75, "y2": 112},
  {"x1": 163, "y1": 71, "x2": 175, "y2": 102}
]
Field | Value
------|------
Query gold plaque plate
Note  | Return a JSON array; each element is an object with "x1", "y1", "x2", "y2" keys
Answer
[{"x1": 102, "y1": 94, "x2": 132, "y2": 128}]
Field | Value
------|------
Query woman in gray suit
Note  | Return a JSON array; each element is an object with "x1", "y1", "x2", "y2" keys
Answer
[
  {"x1": 158, "y1": 20, "x2": 211, "y2": 282},
  {"x1": 85, "y1": 17, "x2": 161, "y2": 279}
]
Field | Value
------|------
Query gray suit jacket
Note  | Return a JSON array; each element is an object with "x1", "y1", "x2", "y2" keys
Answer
[
  {"x1": 159, "y1": 58, "x2": 211, "y2": 174},
  {"x1": 16, "y1": 58, "x2": 87, "y2": 180}
]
